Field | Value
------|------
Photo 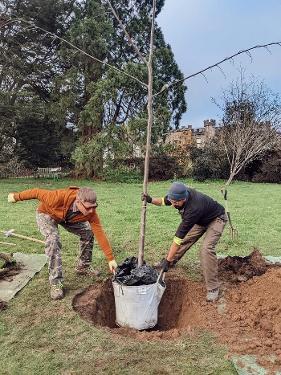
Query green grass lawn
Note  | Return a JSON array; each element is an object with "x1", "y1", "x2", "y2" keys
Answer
[{"x1": 1, "y1": 177, "x2": 281, "y2": 374}]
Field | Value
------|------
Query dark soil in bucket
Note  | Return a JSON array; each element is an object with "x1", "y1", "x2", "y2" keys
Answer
[{"x1": 72, "y1": 251, "x2": 281, "y2": 372}]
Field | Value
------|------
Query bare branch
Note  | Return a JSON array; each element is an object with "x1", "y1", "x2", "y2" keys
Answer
[
  {"x1": 105, "y1": 0, "x2": 147, "y2": 65},
  {"x1": 1, "y1": 17, "x2": 148, "y2": 88},
  {"x1": 154, "y1": 41, "x2": 281, "y2": 96},
  {"x1": 216, "y1": 65, "x2": 227, "y2": 79},
  {"x1": 245, "y1": 50, "x2": 253, "y2": 63},
  {"x1": 200, "y1": 72, "x2": 208, "y2": 83},
  {"x1": 264, "y1": 46, "x2": 272, "y2": 55}
]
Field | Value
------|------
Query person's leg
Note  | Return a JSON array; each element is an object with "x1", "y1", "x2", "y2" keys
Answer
[
  {"x1": 173, "y1": 224, "x2": 206, "y2": 264},
  {"x1": 36, "y1": 211, "x2": 64, "y2": 299},
  {"x1": 200, "y1": 216, "x2": 227, "y2": 299},
  {"x1": 60, "y1": 221, "x2": 94, "y2": 271}
]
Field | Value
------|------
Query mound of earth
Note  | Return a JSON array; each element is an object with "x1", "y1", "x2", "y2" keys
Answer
[
  {"x1": 218, "y1": 249, "x2": 267, "y2": 282},
  {"x1": 0, "y1": 253, "x2": 22, "y2": 282},
  {"x1": 72, "y1": 252, "x2": 281, "y2": 372},
  {"x1": 0, "y1": 262, "x2": 22, "y2": 281}
]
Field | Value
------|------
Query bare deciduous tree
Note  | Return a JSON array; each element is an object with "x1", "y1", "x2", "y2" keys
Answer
[
  {"x1": 217, "y1": 73, "x2": 281, "y2": 187},
  {"x1": 213, "y1": 73, "x2": 281, "y2": 239}
]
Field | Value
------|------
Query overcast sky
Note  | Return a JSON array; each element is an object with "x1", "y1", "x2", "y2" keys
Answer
[{"x1": 157, "y1": 0, "x2": 281, "y2": 128}]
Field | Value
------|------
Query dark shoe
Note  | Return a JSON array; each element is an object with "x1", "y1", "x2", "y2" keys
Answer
[
  {"x1": 75, "y1": 264, "x2": 101, "y2": 277},
  {"x1": 206, "y1": 288, "x2": 219, "y2": 302},
  {"x1": 50, "y1": 282, "x2": 64, "y2": 300}
]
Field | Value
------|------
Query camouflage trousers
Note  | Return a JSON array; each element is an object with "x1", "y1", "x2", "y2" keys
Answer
[{"x1": 36, "y1": 211, "x2": 94, "y2": 285}]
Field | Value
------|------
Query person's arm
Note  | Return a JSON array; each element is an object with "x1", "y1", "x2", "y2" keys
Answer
[
  {"x1": 166, "y1": 241, "x2": 181, "y2": 261},
  {"x1": 151, "y1": 197, "x2": 163, "y2": 206},
  {"x1": 162, "y1": 211, "x2": 199, "y2": 271},
  {"x1": 161, "y1": 240, "x2": 182, "y2": 272},
  {"x1": 10, "y1": 189, "x2": 54, "y2": 202},
  {"x1": 89, "y1": 213, "x2": 117, "y2": 271},
  {"x1": 8, "y1": 189, "x2": 42, "y2": 203},
  {"x1": 142, "y1": 193, "x2": 170, "y2": 207}
]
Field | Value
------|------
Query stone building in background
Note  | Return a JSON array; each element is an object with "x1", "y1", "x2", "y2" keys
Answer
[{"x1": 165, "y1": 119, "x2": 216, "y2": 149}]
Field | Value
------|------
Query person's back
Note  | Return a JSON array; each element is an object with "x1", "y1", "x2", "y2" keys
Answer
[{"x1": 171, "y1": 188, "x2": 225, "y2": 236}]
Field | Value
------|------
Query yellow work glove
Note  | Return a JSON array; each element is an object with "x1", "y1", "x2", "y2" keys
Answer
[
  {"x1": 8, "y1": 193, "x2": 16, "y2": 203},
  {"x1": 108, "y1": 259, "x2": 118, "y2": 273}
]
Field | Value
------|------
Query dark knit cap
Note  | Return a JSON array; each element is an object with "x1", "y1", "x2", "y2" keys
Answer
[{"x1": 167, "y1": 182, "x2": 189, "y2": 201}]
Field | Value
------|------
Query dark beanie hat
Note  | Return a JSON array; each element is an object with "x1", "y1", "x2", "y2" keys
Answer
[{"x1": 167, "y1": 182, "x2": 189, "y2": 201}]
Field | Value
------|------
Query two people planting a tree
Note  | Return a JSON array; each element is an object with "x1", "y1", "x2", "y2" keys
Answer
[
  {"x1": 7, "y1": 181, "x2": 226, "y2": 303},
  {"x1": 142, "y1": 181, "x2": 227, "y2": 302},
  {"x1": 7, "y1": 186, "x2": 117, "y2": 300}
]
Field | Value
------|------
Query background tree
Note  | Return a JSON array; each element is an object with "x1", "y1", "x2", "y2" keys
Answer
[
  {"x1": 190, "y1": 138, "x2": 229, "y2": 182},
  {"x1": 216, "y1": 73, "x2": 281, "y2": 186},
  {"x1": 251, "y1": 148, "x2": 281, "y2": 183},
  {"x1": 0, "y1": 0, "x2": 76, "y2": 169},
  {"x1": 58, "y1": 0, "x2": 185, "y2": 176}
]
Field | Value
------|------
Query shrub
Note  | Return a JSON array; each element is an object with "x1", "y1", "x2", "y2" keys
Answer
[
  {"x1": 252, "y1": 151, "x2": 281, "y2": 183},
  {"x1": 190, "y1": 140, "x2": 229, "y2": 181},
  {"x1": 144, "y1": 154, "x2": 182, "y2": 180},
  {"x1": 103, "y1": 166, "x2": 142, "y2": 183}
]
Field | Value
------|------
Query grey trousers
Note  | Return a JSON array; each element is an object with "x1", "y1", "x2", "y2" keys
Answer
[
  {"x1": 173, "y1": 215, "x2": 227, "y2": 290},
  {"x1": 36, "y1": 212, "x2": 94, "y2": 285}
]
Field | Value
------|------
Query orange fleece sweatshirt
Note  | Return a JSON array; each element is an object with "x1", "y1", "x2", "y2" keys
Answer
[{"x1": 13, "y1": 186, "x2": 114, "y2": 261}]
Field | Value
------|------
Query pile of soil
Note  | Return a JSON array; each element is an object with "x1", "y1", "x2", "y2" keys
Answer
[
  {"x1": 0, "y1": 262, "x2": 22, "y2": 281},
  {"x1": 218, "y1": 249, "x2": 268, "y2": 282},
  {"x1": 72, "y1": 250, "x2": 281, "y2": 372}
]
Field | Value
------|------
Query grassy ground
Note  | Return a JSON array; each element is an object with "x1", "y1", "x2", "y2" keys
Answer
[{"x1": 1, "y1": 177, "x2": 281, "y2": 374}]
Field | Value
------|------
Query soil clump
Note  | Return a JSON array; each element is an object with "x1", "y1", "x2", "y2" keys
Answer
[
  {"x1": 218, "y1": 248, "x2": 267, "y2": 282},
  {"x1": 0, "y1": 262, "x2": 22, "y2": 281},
  {"x1": 72, "y1": 250, "x2": 281, "y2": 372},
  {"x1": 0, "y1": 300, "x2": 7, "y2": 311}
]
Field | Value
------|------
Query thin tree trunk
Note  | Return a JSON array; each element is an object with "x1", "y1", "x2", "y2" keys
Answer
[{"x1": 138, "y1": 0, "x2": 156, "y2": 267}]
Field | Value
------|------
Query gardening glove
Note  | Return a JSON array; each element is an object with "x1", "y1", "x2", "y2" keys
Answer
[
  {"x1": 141, "y1": 193, "x2": 152, "y2": 203},
  {"x1": 161, "y1": 259, "x2": 171, "y2": 273},
  {"x1": 108, "y1": 259, "x2": 118, "y2": 273},
  {"x1": 7, "y1": 193, "x2": 16, "y2": 203}
]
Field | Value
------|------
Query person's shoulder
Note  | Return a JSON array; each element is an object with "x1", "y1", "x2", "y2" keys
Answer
[{"x1": 186, "y1": 187, "x2": 198, "y2": 199}]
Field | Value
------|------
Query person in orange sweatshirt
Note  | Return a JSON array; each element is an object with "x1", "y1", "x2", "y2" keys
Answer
[{"x1": 8, "y1": 186, "x2": 117, "y2": 300}]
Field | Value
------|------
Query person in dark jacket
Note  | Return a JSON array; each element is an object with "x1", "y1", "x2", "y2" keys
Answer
[{"x1": 143, "y1": 182, "x2": 227, "y2": 302}]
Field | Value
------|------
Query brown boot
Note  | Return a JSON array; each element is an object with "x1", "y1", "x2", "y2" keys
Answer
[
  {"x1": 50, "y1": 282, "x2": 64, "y2": 300},
  {"x1": 75, "y1": 264, "x2": 101, "y2": 277}
]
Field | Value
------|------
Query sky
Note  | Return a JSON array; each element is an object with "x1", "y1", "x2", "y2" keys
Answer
[{"x1": 157, "y1": 0, "x2": 281, "y2": 128}]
